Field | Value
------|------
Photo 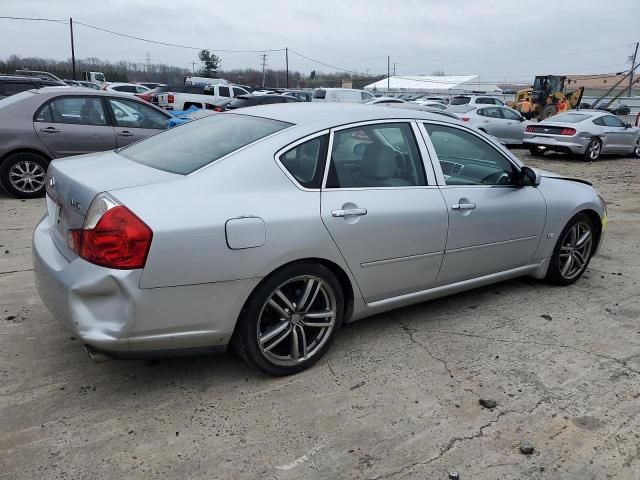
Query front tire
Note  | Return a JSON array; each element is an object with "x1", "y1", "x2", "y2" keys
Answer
[
  {"x1": 232, "y1": 262, "x2": 344, "y2": 376},
  {"x1": 529, "y1": 146, "x2": 545, "y2": 157},
  {"x1": 545, "y1": 213, "x2": 595, "y2": 286},
  {"x1": 582, "y1": 138, "x2": 602, "y2": 162},
  {"x1": 0, "y1": 152, "x2": 48, "y2": 199}
]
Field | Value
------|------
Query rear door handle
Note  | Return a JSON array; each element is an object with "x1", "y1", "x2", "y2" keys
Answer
[
  {"x1": 40, "y1": 127, "x2": 60, "y2": 133},
  {"x1": 332, "y1": 208, "x2": 367, "y2": 217},
  {"x1": 117, "y1": 131, "x2": 134, "y2": 137},
  {"x1": 451, "y1": 203, "x2": 476, "y2": 210}
]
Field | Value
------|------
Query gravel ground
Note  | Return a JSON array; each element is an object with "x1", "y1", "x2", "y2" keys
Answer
[{"x1": 1, "y1": 148, "x2": 639, "y2": 480}]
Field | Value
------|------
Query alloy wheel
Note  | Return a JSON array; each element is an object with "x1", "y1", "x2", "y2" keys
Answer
[
  {"x1": 558, "y1": 222, "x2": 593, "y2": 280},
  {"x1": 257, "y1": 275, "x2": 337, "y2": 366},
  {"x1": 8, "y1": 160, "x2": 46, "y2": 194},
  {"x1": 588, "y1": 141, "x2": 601, "y2": 161}
]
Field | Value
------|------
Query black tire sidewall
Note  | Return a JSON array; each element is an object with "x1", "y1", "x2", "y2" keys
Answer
[
  {"x1": 529, "y1": 146, "x2": 544, "y2": 157},
  {"x1": 234, "y1": 262, "x2": 344, "y2": 376},
  {"x1": 545, "y1": 213, "x2": 595, "y2": 286},
  {"x1": 583, "y1": 139, "x2": 601, "y2": 162},
  {"x1": 0, "y1": 152, "x2": 49, "y2": 198}
]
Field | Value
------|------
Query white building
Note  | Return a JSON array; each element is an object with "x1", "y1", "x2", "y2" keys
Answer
[{"x1": 363, "y1": 75, "x2": 502, "y2": 94}]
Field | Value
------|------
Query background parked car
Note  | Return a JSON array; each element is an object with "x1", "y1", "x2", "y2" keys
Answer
[
  {"x1": 0, "y1": 75, "x2": 67, "y2": 99},
  {"x1": 449, "y1": 95, "x2": 505, "y2": 107},
  {"x1": 312, "y1": 88, "x2": 376, "y2": 103},
  {"x1": 76, "y1": 81, "x2": 101, "y2": 90},
  {"x1": 0, "y1": 88, "x2": 171, "y2": 198},
  {"x1": 224, "y1": 94, "x2": 300, "y2": 110},
  {"x1": 365, "y1": 97, "x2": 407, "y2": 105},
  {"x1": 282, "y1": 90, "x2": 313, "y2": 102},
  {"x1": 102, "y1": 83, "x2": 151, "y2": 95},
  {"x1": 455, "y1": 105, "x2": 531, "y2": 144},
  {"x1": 524, "y1": 110, "x2": 640, "y2": 161},
  {"x1": 412, "y1": 100, "x2": 448, "y2": 110},
  {"x1": 139, "y1": 82, "x2": 161, "y2": 89}
]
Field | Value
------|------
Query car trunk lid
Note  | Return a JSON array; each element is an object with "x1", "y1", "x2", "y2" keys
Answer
[{"x1": 45, "y1": 150, "x2": 179, "y2": 260}]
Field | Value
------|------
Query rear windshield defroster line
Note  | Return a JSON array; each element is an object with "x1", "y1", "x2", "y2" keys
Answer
[{"x1": 119, "y1": 114, "x2": 292, "y2": 175}]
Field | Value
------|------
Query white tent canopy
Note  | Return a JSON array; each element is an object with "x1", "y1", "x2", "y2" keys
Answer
[{"x1": 363, "y1": 75, "x2": 502, "y2": 94}]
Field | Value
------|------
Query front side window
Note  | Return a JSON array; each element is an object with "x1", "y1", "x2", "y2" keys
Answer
[
  {"x1": 326, "y1": 123, "x2": 426, "y2": 188},
  {"x1": 500, "y1": 107, "x2": 523, "y2": 120},
  {"x1": 108, "y1": 98, "x2": 168, "y2": 129},
  {"x1": 280, "y1": 135, "x2": 328, "y2": 188},
  {"x1": 119, "y1": 114, "x2": 291, "y2": 174},
  {"x1": 423, "y1": 124, "x2": 518, "y2": 186},
  {"x1": 40, "y1": 97, "x2": 107, "y2": 126},
  {"x1": 232, "y1": 87, "x2": 248, "y2": 97},
  {"x1": 361, "y1": 91, "x2": 374, "y2": 101},
  {"x1": 479, "y1": 107, "x2": 502, "y2": 118}
]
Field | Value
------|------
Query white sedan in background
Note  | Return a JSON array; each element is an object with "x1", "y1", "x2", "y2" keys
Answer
[
  {"x1": 102, "y1": 83, "x2": 151, "y2": 96},
  {"x1": 451, "y1": 105, "x2": 532, "y2": 145}
]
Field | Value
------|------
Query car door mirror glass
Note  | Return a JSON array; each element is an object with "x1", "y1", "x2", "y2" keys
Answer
[{"x1": 520, "y1": 166, "x2": 541, "y2": 187}]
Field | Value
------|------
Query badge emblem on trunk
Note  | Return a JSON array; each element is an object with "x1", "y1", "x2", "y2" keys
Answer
[
  {"x1": 70, "y1": 198, "x2": 82, "y2": 210},
  {"x1": 48, "y1": 176, "x2": 55, "y2": 187}
]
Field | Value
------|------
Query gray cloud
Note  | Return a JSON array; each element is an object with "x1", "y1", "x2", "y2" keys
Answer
[{"x1": 1, "y1": 0, "x2": 638, "y2": 80}]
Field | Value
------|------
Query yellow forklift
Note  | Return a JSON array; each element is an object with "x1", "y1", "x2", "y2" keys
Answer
[{"x1": 507, "y1": 75, "x2": 584, "y2": 120}]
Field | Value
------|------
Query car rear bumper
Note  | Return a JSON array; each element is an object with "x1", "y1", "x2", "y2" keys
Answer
[
  {"x1": 33, "y1": 216, "x2": 261, "y2": 355},
  {"x1": 523, "y1": 134, "x2": 589, "y2": 154}
]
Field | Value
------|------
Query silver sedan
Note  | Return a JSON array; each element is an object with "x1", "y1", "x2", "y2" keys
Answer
[
  {"x1": 33, "y1": 103, "x2": 607, "y2": 375},
  {"x1": 524, "y1": 110, "x2": 640, "y2": 161}
]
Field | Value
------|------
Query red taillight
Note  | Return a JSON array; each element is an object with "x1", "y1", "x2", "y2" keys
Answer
[
  {"x1": 167, "y1": 94, "x2": 174, "y2": 103},
  {"x1": 461, "y1": 116, "x2": 470, "y2": 122},
  {"x1": 213, "y1": 106, "x2": 223, "y2": 112},
  {"x1": 68, "y1": 195, "x2": 152, "y2": 269},
  {"x1": 559, "y1": 127, "x2": 576, "y2": 136},
  {"x1": 526, "y1": 125, "x2": 535, "y2": 133}
]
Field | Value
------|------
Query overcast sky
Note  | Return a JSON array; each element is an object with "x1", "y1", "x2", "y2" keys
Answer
[{"x1": 1, "y1": 0, "x2": 639, "y2": 81}]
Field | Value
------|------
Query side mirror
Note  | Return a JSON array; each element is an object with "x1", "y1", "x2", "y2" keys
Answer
[
  {"x1": 521, "y1": 166, "x2": 541, "y2": 187},
  {"x1": 519, "y1": 116, "x2": 526, "y2": 122},
  {"x1": 625, "y1": 123, "x2": 632, "y2": 129}
]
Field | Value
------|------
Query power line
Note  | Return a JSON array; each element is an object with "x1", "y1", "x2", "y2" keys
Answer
[
  {"x1": 288, "y1": 49, "x2": 373, "y2": 76},
  {"x1": 0, "y1": 15, "x2": 67, "y2": 24}
]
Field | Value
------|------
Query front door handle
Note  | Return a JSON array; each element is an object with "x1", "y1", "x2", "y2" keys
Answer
[
  {"x1": 40, "y1": 127, "x2": 60, "y2": 133},
  {"x1": 117, "y1": 131, "x2": 134, "y2": 137},
  {"x1": 451, "y1": 203, "x2": 476, "y2": 210},
  {"x1": 332, "y1": 208, "x2": 367, "y2": 217}
]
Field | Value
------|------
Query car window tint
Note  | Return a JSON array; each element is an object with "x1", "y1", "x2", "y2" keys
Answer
[
  {"x1": 135, "y1": 86, "x2": 148, "y2": 93},
  {"x1": 326, "y1": 123, "x2": 426, "y2": 188},
  {"x1": 592, "y1": 117, "x2": 605, "y2": 126},
  {"x1": 450, "y1": 96, "x2": 470, "y2": 105},
  {"x1": 280, "y1": 135, "x2": 328, "y2": 188},
  {"x1": 476, "y1": 97, "x2": 491, "y2": 104},
  {"x1": 35, "y1": 103, "x2": 53, "y2": 122},
  {"x1": 423, "y1": 123, "x2": 518, "y2": 186},
  {"x1": 119, "y1": 114, "x2": 291, "y2": 174},
  {"x1": 500, "y1": 108, "x2": 522, "y2": 120},
  {"x1": 219, "y1": 86, "x2": 230, "y2": 97},
  {"x1": 47, "y1": 97, "x2": 107, "y2": 126},
  {"x1": 482, "y1": 107, "x2": 502, "y2": 118},
  {"x1": 232, "y1": 87, "x2": 248, "y2": 97},
  {"x1": 3, "y1": 82, "x2": 34, "y2": 96},
  {"x1": 108, "y1": 98, "x2": 168, "y2": 129},
  {"x1": 603, "y1": 115, "x2": 625, "y2": 127}
]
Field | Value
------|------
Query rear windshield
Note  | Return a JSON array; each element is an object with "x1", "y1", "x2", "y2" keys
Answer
[
  {"x1": 544, "y1": 113, "x2": 592, "y2": 123},
  {"x1": 119, "y1": 114, "x2": 291, "y2": 174},
  {"x1": 449, "y1": 96, "x2": 471, "y2": 105},
  {"x1": 0, "y1": 89, "x2": 36, "y2": 108}
]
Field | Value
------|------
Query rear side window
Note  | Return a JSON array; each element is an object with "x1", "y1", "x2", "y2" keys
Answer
[
  {"x1": 279, "y1": 135, "x2": 328, "y2": 188},
  {"x1": 313, "y1": 89, "x2": 326, "y2": 99},
  {"x1": 602, "y1": 115, "x2": 625, "y2": 127},
  {"x1": 119, "y1": 114, "x2": 291, "y2": 174},
  {"x1": 450, "y1": 96, "x2": 470, "y2": 105},
  {"x1": 218, "y1": 86, "x2": 230, "y2": 97}
]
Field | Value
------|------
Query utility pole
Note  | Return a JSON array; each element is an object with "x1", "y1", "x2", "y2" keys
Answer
[
  {"x1": 260, "y1": 53, "x2": 268, "y2": 88},
  {"x1": 392, "y1": 62, "x2": 397, "y2": 76},
  {"x1": 629, "y1": 42, "x2": 639, "y2": 96},
  {"x1": 285, "y1": 47, "x2": 289, "y2": 88},
  {"x1": 387, "y1": 55, "x2": 390, "y2": 92},
  {"x1": 69, "y1": 17, "x2": 77, "y2": 80},
  {"x1": 145, "y1": 52, "x2": 151, "y2": 80},
  {"x1": 191, "y1": 61, "x2": 197, "y2": 74}
]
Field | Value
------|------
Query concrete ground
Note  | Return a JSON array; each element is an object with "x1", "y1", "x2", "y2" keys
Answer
[{"x1": 1, "y1": 149, "x2": 639, "y2": 480}]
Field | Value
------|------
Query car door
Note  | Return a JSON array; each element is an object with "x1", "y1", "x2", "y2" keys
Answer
[
  {"x1": 498, "y1": 107, "x2": 528, "y2": 143},
  {"x1": 476, "y1": 107, "x2": 510, "y2": 140},
  {"x1": 320, "y1": 121, "x2": 448, "y2": 303},
  {"x1": 601, "y1": 115, "x2": 634, "y2": 151},
  {"x1": 420, "y1": 122, "x2": 546, "y2": 286},
  {"x1": 34, "y1": 96, "x2": 117, "y2": 157},
  {"x1": 106, "y1": 97, "x2": 169, "y2": 147}
]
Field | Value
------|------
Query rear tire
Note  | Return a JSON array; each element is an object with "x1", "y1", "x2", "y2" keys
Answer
[
  {"x1": 545, "y1": 213, "x2": 595, "y2": 286},
  {"x1": 232, "y1": 262, "x2": 344, "y2": 376},
  {"x1": 0, "y1": 152, "x2": 49, "y2": 199},
  {"x1": 582, "y1": 138, "x2": 602, "y2": 162},
  {"x1": 632, "y1": 145, "x2": 640, "y2": 159}
]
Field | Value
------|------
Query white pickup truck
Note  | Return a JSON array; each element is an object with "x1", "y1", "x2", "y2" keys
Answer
[{"x1": 157, "y1": 84, "x2": 251, "y2": 110}]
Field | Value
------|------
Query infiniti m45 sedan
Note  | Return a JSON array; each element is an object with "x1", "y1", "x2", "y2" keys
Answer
[{"x1": 33, "y1": 103, "x2": 607, "y2": 375}]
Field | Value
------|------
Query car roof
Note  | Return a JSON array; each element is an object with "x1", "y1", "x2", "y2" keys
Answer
[
  {"x1": 31, "y1": 86, "x2": 155, "y2": 100},
  {"x1": 0, "y1": 75, "x2": 57, "y2": 82},
  {"x1": 226, "y1": 102, "x2": 460, "y2": 126}
]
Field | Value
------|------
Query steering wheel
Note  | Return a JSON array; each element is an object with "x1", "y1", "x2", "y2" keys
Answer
[{"x1": 480, "y1": 171, "x2": 511, "y2": 185}]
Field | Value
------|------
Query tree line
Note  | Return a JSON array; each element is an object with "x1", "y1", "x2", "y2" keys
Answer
[{"x1": 1, "y1": 52, "x2": 384, "y2": 89}]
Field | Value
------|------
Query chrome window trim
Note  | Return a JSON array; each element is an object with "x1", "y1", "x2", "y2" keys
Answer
[
  {"x1": 273, "y1": 129, "x2": 330, "y2": 192},
  {"x1": 417, "y1": 121, "x2": 523, "y2": 187},
  {"x1": 321, "y1": 118, "x2": 434, "y2": 190}
]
